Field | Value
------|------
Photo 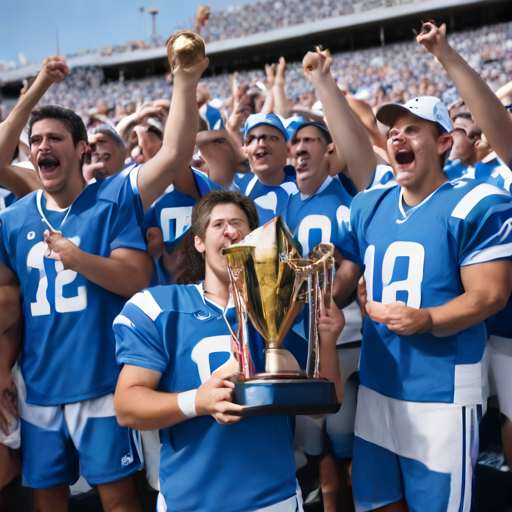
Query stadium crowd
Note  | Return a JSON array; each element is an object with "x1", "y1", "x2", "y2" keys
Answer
[
  {"x1": 37, "y1": 21, "x2": 512, "y2": 122},
  {"x1": 1, "y1": 15, "x2": 512, "y2": 512}
]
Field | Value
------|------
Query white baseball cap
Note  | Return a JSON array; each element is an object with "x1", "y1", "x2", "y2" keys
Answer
[{"x1": 376, "y1": 96, "x2": 452, "y2": 134}]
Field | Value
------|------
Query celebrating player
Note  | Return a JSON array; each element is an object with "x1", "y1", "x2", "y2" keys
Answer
[
  {"x1": 0, "y1": 49, "x2": 208, "y2": 512},
  {"x1": 303, "y1": 38, "x2": 512, "y2": 510},
  {"x1": 113, "y1": 190, "x2": 345, "y2": 512}
]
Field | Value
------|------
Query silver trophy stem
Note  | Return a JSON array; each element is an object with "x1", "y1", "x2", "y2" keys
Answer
[{"x1": 305, "y1": 275, "x2": 321, "y2": 378}]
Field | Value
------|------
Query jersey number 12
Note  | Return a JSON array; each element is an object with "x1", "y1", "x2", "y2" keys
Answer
[{"x1": 27, "y1": 238, "x2": 87, "y2": 316}]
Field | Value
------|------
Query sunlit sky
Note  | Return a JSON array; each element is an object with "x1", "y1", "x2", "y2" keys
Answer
[{"x1": 0, "y1": 0, "x2": 252, "y2": 64}]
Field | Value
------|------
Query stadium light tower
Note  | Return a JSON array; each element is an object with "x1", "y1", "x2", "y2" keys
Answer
[
  {"x1": 149, "y1": 7, "x2": 159, "y2": 44},
  {"x1": 139, "y1": 7, "x2": 146, "y2": 41}
]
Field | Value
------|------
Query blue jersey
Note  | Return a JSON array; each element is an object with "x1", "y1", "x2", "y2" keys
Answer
[
  {"x1": 114, "y1": 284, "x2": 297, "y2": 512},
  {"x1": 0, "y1": 167, "x2": 146, "y2": 405},
  {"x1": 444, "y1": 155, "x2": 511, "y2": 192},
  {"x1": 0, "y1": 188, "x2": 16, "y2": 210},
  {"x1": 443, "y1": 158, "x2": 467, "y2": 181},
  {"x1": 285, "y1": 176, "x2": 353, "y2": 257},
  {"x1": 143, "y1": 168, "x2": 223, "y2": 285},
  {"x1": 200, "y1": 104, "x2": 225, "y2": 130},
  {"x1": 234, "y1": 166, "x2": 298, "y2": 225},
  {"x1": 369, "y1": 164, "x2": 396, "y2": 189},
  {"x1": 340, "y1": 180, "x2": 512, "y2": 404}
]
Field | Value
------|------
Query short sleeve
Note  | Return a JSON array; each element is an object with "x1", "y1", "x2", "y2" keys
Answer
[
  {"x1": 109, "y1": 170, "x2": 147, "y2": 253},
  {"x1": 114, "y1": 291, "x2": 168, "y2": 374},
  {"x1": 453, "y1": 184, "x2": 512, "y2": 266},
  {"x1": 0, "y1": 220, "x2": 13, "y2": 272},
  {"x1": 192, "y1": 168, "x2": 223, "y2": 196},
  {"x1": 337, "y1": 208, "x2": 364, "y2": 270}
]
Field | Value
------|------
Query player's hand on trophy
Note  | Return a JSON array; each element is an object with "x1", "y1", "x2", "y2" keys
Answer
[
  {"x1": 40, "y1": 55, "x2": 69, "y2": 84},
  {"x1": 416, "y1": 22, "x2": 450, "y2": 59},
  {"x1": 302, "y1": 49, "x2": 332, "y2": 83},
  {"x1": 318, "y1": 298, "x2": 345, "y2": 347},
  {"x1": 366, "y1": 300, "x2": 433, "y2": 335},
  {"x1": 195, "y1": 366, "x2": 244, "y2": 425},
  {"x1": 43, "y1": 229, "x2": 80, "y2": 269}
]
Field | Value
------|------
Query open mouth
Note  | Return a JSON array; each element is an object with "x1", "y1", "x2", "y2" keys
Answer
[
  {"x1": 296, "y1": 154, "x2": 310, "y2": 170},
  {"x1": 395, "y1": 150, "x2": 415, "y2": 166},
  {"x1": 254, "y1": 150, "x2": 269, "y2": 161},
  {"x1": 38, "y1": 157, "x2": 61, "y2": 173}
]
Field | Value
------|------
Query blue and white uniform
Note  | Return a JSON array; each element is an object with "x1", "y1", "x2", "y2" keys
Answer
[
  {"x1": 285, "y1": 175, "x2": 361, "y2": 460},
  {"x1": 339, "y1": 180, "x2": 512, "y2": 511},
  {"x1": 143, "y1": 168, "x2": 223, "y2": 285},
  {"x1": 444, "y1": 153, "x2": 511, "y2": 191},
  {"x1": 0, "y1": 166, "x2": 145, "y2": 487},
  {"x1": 114, "y1": 284, "x2": 300, "y2": 512},
  {"x1": 200, "y1": 103, "x2": 225, "y2": 130},
  {"x1": 234, "y1": 166, "x2": 298, "y2": 226}
]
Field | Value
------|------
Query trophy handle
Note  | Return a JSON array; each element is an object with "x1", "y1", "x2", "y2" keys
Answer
[{"x1": 227, "y1": 263, "x2": 255, "y2": 380}]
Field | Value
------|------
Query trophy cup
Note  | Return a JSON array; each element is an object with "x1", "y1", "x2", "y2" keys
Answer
[
  {"x1": 167, "y1": 30, "x2": 206, "y2": 74},
  {"x1": 222, "y1": 215, "x2": 340, "y2": 416}
]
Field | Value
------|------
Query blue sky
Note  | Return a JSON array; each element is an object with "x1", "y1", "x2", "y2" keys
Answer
[{"x1": 0, "y1": 0, "x2": 251, "y2": 64}]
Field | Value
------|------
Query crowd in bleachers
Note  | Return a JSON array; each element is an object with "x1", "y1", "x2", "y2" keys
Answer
[{"x1": 37, "y1": 21, "x2": 512, "y2": 122}]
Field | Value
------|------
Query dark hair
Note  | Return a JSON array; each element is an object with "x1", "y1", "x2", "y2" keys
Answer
[
  {"x1": 292, "y1": 124, "x2": 332, "y2": 145},
  {"x1": 28, "y1": 104, "x2": 88, "y2": 147},
  {"x1": 177, "y1": 190, "x2": 259, "y2": 285},
  {"x1": 89, "y1": 124, "x2": 125, "y2": 148}
]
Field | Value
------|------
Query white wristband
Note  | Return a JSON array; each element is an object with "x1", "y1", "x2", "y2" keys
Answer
[{"x1": 177, "y1": 389, "x2": 198, "y2": 418}]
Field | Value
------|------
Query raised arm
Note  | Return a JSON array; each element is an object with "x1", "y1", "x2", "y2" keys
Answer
[
  {"x1": 417, "y1": 23, "x2": 512, "y2": 166},
  {"x1": 0, "y1": 56, "x2": 68, "y2": 173},
  {"x1": 0, "y1": 165, "x2": 41, "y2": 197},
  {"x1": 302, "y1": 51, "x2": 377, "y2": 191},
  {"x1": 273, "y1": 57, "x2": 291, "y2": 118},
  {"x1": 136, "y1": 57, "x2": 209, "y2": 211}
]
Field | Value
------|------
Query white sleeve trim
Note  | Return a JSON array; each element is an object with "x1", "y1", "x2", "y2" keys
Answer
[
  {"x1": 129, "y1": 291, "x2": 162, "y2": 321},
  {"x1": 113, "y1": 315, "x2": 135, "y2": 328},
  {"x1": 451, "y1": 183, "x2": 509, "y2": 220},
  {"x1": 460, "y1": 243, "x2": 512, "y2": 266}
]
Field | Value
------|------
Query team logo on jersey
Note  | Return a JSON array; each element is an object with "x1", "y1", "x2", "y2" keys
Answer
[
  {"x1": 121, "y1": 454, "x2": 133, "y2": 466},
  {"x1": 194, "y1": 310, "x2": 214, "y2": 321},
  {"x1": 27, "y1": 231, "x2": 35, "y2": 240},
  {"x1": 254, "y1": 192, "x2": 278, "y2": 214}
]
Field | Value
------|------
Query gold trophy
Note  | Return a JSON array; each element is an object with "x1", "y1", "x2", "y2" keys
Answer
[
  {"x1": 222, "y1": 216, "x2": 340, "y2": 416},
  {"x1": 167, "y1": 31, "x2": 206, "y2": 74}
]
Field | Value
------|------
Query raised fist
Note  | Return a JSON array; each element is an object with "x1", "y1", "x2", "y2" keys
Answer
[
  {"x1": 302, "y1": 51, "x2": 332, "y2": 83},
  {"x1": 41, "y1": 55, "x2": 69, "y2": 84},
  {"x1": 416, "y1": 22, "x2": 450, "y2": 58}
]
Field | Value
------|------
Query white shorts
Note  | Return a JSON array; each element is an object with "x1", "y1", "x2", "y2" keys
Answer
[
  {"x1": 325, "y1": 345, "x2": 360, "y2": 458},
  {"x1": 487, "y1": 335, "x2": 512, "y2": 420},
  {"x1": 352, "y1": 386, "x2": 478, "y2": 512},
  {"x1": 157, "y1": 491, "x2": 303, "y2": 512}
]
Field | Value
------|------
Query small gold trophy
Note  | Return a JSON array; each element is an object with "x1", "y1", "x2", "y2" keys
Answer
[
  {"x1": 222, "y1": 216, "x2": 340, "y2": 416},
  {"x1": 167, "y1": 31, "x2": 206, "y2": 73}
]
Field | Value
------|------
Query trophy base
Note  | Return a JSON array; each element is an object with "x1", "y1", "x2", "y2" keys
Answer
[{"x1": 233, "y1": 378, "x2": 340, "y2": 416}]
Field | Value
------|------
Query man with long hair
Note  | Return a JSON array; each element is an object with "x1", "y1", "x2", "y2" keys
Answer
[{"x1": 113, "y1": 190, "x2": 345, "y2": 512}]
